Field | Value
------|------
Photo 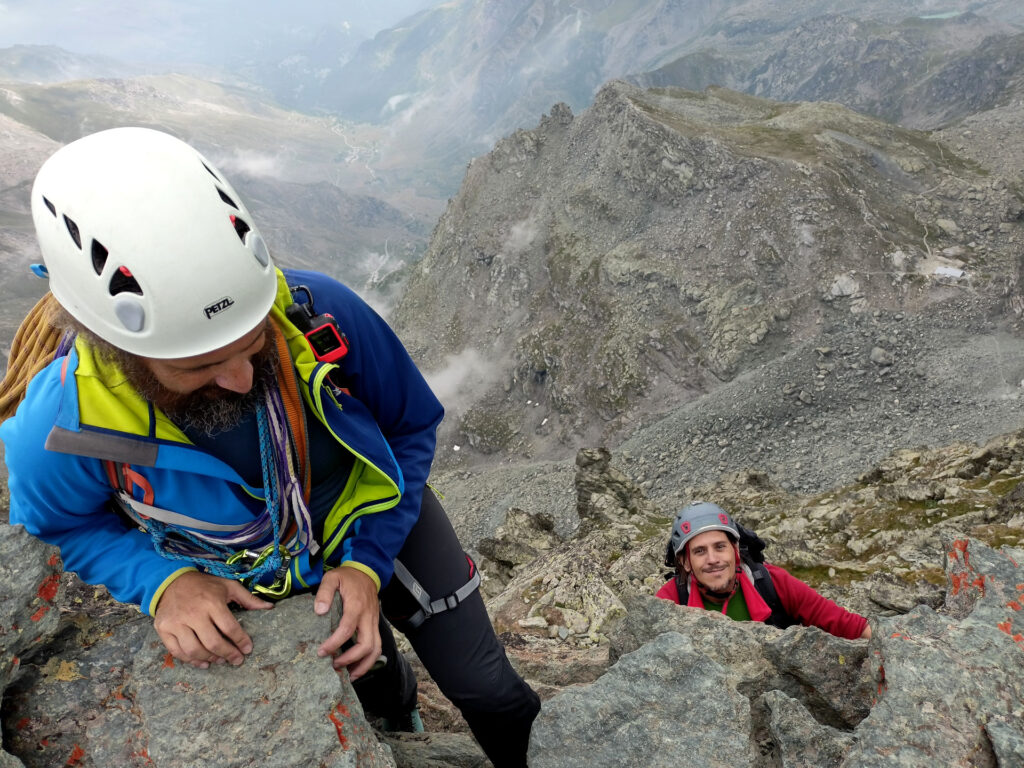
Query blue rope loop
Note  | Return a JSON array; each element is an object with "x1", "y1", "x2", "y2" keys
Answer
[{"x1": 144, "y1": 402, "x2": 284, "y2": 585}]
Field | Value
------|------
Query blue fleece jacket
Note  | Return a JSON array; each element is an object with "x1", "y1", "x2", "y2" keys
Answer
[{"x1": 1, "y1": 269, "x2": 444, "y2": 615}]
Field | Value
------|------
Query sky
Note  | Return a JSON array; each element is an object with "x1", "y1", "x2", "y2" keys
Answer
[{"x1": 0, "y1": 0, "x2": 439, "y2": 66}]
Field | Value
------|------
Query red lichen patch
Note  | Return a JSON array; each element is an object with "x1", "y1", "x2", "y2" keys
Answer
[
  {"x1": 15, "y1": 717, "x2": 30, "y2": 730},
  {"x1": 1008, "y1": 601, "x2": 1022, "y2": 611},
  {"x1": 328, "y1": 704, "x2": 350, "y2": 749},
  {"x1": 951, "y1": 572, "x2": 987, "y2": 597},
  {"x1": 998, "y1": 621, "x2": 1013, "y2": 634},
  {"x1": 64, "y1": 744, "x2": 85, "y2": 766},
  {"x1": 37, "y1": 573, "x2": 61, "y2": 602},
  {"x1": 30, "y1": 606, "x2": 50, "y2": 622},
  {"x1": 877, "y1": 664, "x2": 887, "y2": 695},
  {"x1": 951, "y1": 572, "x2": 968, "y2": 595},
  {"x1": 162, "y1": 653, "x2": 175, "y2": 669},
  {"x1": 47, "y1": 553, "x2": 60, "y2": 567},
  {"x1": 890, "y1": 632, "x2": 904, "y2": 639}
]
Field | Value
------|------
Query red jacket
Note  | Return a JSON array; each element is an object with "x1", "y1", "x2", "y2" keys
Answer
[{"x1": 655, "y1": 563, "x2": 867, "y2": 640}]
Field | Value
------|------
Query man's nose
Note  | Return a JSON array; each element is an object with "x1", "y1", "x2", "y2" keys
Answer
[{"x1": 214, "y1": 357, "x2": 255, "y2": 393}]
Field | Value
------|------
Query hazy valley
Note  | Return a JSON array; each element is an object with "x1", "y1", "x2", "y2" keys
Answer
[{"x1": 3, "y1": 2, "x2": 1024, "y2": 766}]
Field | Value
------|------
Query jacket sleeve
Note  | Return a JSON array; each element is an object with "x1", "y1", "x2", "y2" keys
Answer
[
  {"x1": 293, "y1": 270, "x2": 444, "y2": 589},
  {"x1": 767, "y1": 564, "x2": 868, "y2": 640},
  {"x1": 1, "y1": 361, "x2": 192, "y2": 615}
]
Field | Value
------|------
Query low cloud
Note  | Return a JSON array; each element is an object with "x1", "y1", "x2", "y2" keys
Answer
[
  {"x1": 504, "y1": 217, "x2": 539, "y2": 255},
  {"x1": 213, "y1": 150, "x2": 285, "y2": 179},
  {"x1": 424, "y1": 348, "x2": 499, "y2": 411}
]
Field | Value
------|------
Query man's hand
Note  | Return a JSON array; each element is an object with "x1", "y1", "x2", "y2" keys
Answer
[
  {"x1": 153, "y1": 570, "x2": 273, "y2": 668},
  {"x1": 314, "y1": 566, "x2": 381, "y2": 680}
]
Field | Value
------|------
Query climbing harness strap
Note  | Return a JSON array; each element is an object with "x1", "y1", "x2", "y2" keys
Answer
[{"x1": 391, "y1": 554, "x2": 481, "y2": 630}]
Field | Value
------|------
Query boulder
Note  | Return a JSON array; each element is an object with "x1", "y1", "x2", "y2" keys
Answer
[
  {"x1": 529, "y1": 631, "x2": 755, "y2": 768},
  {"x1": 2, "y1": 592, "x2": 394, "y2": 768},
  {"x1": 0, "y1": 524, "x2": 62, "y2": 768}
]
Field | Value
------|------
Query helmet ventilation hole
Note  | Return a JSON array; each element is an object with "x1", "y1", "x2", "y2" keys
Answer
[
  {"x1": 91, "y1": 240, "x2": 108, "y2": 275},
  {"x1": 202, "y1": 161, "x2": 221, "y2": 181},
  {"x1": 217, "y1": 188, "x2": 239, "y2": 209},
  {"x1": 230, "y1": 214, "x2": 251, "y2": 242},
  {"x1": 109, "y1": 266, "x2": 143, "y2": 296},
  {"x1": 63, "y1": 215, "x2": 81, "y2": 249},
  {"x1": 42, "y1": 197, "x2": 57, "y2": 216}
]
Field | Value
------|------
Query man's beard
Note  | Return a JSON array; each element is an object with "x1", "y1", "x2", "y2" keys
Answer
[{"x1": 113, "y1": 329, "x2": 279, "y2": 436}]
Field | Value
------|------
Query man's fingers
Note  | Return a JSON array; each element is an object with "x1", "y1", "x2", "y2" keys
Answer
[
  {"x1": 318, "y1": 613, "x2": 357, "y2": 658},
  {"x1": 337, "y1": 633, "x2": 383, "y2": 680},
  {"x1": 168, "y1": 628, "x2": 216, "y2": 668},
  {"x1": 193, "y1": 610, "x2": 249, "y2": 665},
  {"x1": 225, "y1": 581, "x2": 274, "y2": 611},
  {"x1": 313, "y1": 571, "x2": 342, "y2": 615},
  {"x1": 211, "y1": 606, "x2": 254, "y2": 659}
]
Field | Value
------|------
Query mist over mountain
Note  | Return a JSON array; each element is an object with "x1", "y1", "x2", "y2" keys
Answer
[
  {"x1": 320, "y1": 0, "x2": 1024, "y2": 189},
  {"x1": 5, "y1": 2, "x2": 1024, "y2": 766},
  {"x1": 0, "y1": 1, "x2": 438, "y2": 71},
  {"x1": 0, "y1": 74, "x2": 431, "y2": 359}
]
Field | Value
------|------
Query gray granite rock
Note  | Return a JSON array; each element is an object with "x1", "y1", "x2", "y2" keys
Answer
[
  {"x1": 842, "y1": 539, "x2": 1024, "y2": 768},
  {"x1": 763, "y1": 626, "x2": 871, "y2": 729},
  {"x1": 0, "y1": 524, "x2": 62, "y2": 688},
  {"x1": 379, "y1": 732, "x2": 491, "y2": 768},
  {"x1": 0, "y1": 524, "x2": 61, "y2": 768},
  {"x1": 759, "y1": 690, "x2": 854, "y2": 768},
  {"x1": 3, "y1": 595, "x2": 394, "y2": 768},
  {"x1": 529, "y1": 631, "x2": 754, "y2": 768}
]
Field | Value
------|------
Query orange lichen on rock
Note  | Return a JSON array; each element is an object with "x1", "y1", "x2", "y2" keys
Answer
[
  {"x1": 37, "y1": 573, "x2": 60, "y2": 602},
  {"x1": 328, "y1": 703, "x2": 351, "y2": 749}
]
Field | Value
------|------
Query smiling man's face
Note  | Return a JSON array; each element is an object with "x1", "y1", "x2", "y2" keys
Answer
[{"x1": 683, "y1": 530, "x2": 737, "y2": 593}]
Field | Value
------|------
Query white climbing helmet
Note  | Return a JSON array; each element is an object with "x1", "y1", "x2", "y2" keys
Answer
[{"x1": 30, "y1": 127, "x2": 278, "y2": 359}]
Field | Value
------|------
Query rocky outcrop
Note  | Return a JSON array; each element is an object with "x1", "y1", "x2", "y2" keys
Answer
[
  {"x1": 393, "y1": 78, "x2": 1024, "y2": 468},
  {"x1": 0, "y1": 528, "x2": 394, "y2": 768},
  {"x1": 3, "y1": 430, "x2": 1024, "y2": 766},
  {"x1": 529, "y1": 536, "x2": 1023, "y2": 767}
]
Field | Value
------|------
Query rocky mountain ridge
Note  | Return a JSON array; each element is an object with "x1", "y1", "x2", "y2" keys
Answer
[
  {"x1": 3, "y1": 423, "x2": 1023, "y2": 766},
  {"x1": 392, "y1": 80, "x2": 1024, "y2": 479},
  {"x1": 322, "y1": 1, "x2": 1024, "y2": 187}
]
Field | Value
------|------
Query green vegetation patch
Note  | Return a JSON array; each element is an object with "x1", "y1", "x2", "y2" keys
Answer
[
  {"x1": 967, "y1": 524, "x2": 1024, "y2": 551},
  {"x1": 780, "y1": 564, "x2": 865, "y2": 588}
]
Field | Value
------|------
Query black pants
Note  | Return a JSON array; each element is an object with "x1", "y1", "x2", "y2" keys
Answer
[{"x1": 351, "y1": 491, "x2": 540, "y2": 768}]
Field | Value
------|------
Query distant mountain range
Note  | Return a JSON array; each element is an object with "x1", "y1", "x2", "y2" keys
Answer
[{"x1": 315, "y1": 0, "x2": 1024, "y2": 187}]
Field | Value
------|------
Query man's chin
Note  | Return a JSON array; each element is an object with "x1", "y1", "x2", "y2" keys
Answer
[{"x1": 699, "y1": 573, "x2": 732, "y2": 591}]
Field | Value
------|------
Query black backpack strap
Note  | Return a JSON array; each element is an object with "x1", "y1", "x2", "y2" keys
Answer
[
  {"x1": 674, "y1": 572, "x2": 689, "y2": 604},
  {"x1": 745, "y1": 559, "x2": 799, "y2": 629}
]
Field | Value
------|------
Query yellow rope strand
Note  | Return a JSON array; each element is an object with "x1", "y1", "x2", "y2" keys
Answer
[{"x1": 0, "y1": 293, "x2": 64, "y2": 423}]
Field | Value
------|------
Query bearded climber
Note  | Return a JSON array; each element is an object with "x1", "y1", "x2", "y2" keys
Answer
[
  {"x1": 657, "y1": 502, "x2": 871, "y2": 640},
  {"x1": 0, "y1": 127, "x2": 539, "y2": 767}
]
